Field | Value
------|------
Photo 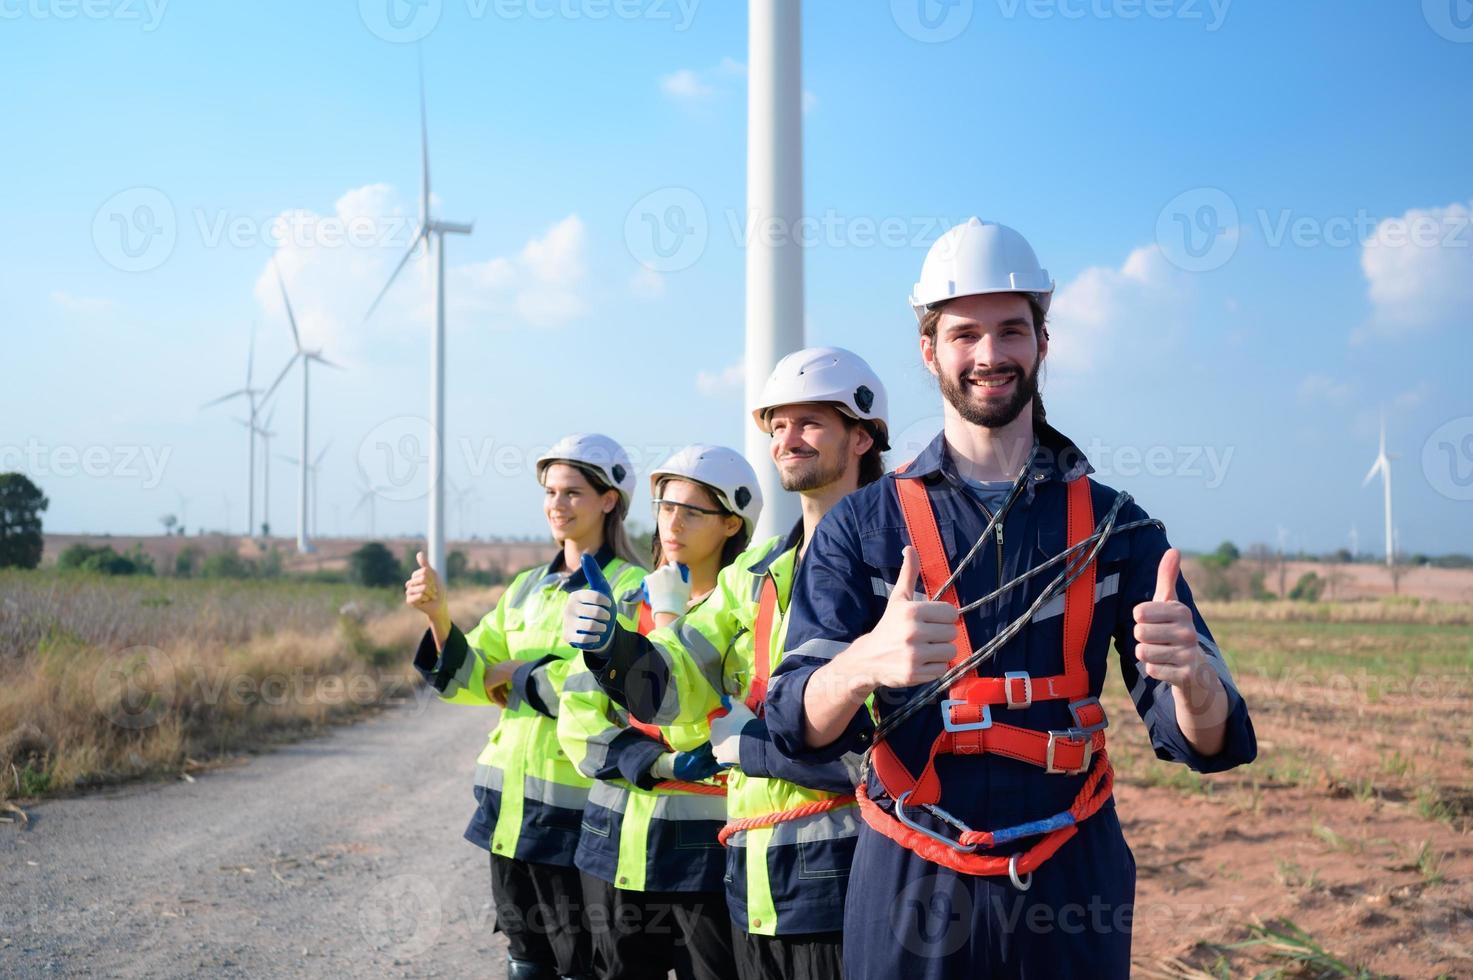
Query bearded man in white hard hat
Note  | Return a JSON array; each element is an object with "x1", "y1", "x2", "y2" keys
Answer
[{"x1": 762, "y1": 218, "x2": 1258, "y2": 979}]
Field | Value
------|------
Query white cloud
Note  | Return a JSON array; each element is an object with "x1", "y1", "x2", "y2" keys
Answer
[
  {"x1": 1297, "y1": 373, "x2": 1354, "y2": 408},
  {"x1": 661, "y1": 69, "x2": 714, "y2": 100},
  {"x1": 696, "y1": 360, "x2": 744, "y2": 395},
  {"x1": 661, "y1": 58, "x2": 746, "y2": 103},
  {"x1": 629, "y1": 267, "x2": 666, "y2": 299},
  {"x1": 253, "y1": 187, "x2": 591, "y2": 356},
  {"x1": 1356, "y1": 199, "x2": 1473, "y2": 341},
  {"x1": 51, "y1": 291, "x2": 114, "y2": 314},
  {"x1": 1045, "y1": 243, "x2": 1191, "y2": 376}
]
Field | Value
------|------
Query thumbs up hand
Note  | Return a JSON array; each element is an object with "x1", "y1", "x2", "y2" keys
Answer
[
  {"x1": 405, "y1": 549, "x2": 448, "y2": 623},
  {"x1": 642, "y1": 562, "x2": 692, "y2": 617},
  {"x1": 837, "y1": 546, "x2": 959, "y2": 690},
  {"x1": 1131, "y1": 548, "x2": 1204, "y2": 689},
  {"x1": 564, "y1": 553, "x2": 618, "y2": 653}
]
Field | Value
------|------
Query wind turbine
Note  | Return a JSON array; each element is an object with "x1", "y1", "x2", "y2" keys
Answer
[
  {"x1": 446, "y1": 475, "x2": 479, "y2": 542},
  {"x1": 202, "y1": 324, "x2": 263, "y2": 536},
  {"x1": 262, "y1": 260, "x2": 339, "y2": 554},
  {"x1": 1361, "y1": 412, "x2": 1396, "y2": 568},
  {"x1": 279, "y1": 438, "x2": 332, "y2": 540},
  {"x1": 363, "y1": 56, "x2": 473, "y2": 580},
  {"x1": 354, "y1": 476, "x2": 379, "y2": 538},
  {"x1": 257, "y1": 405, "x2": 278, "y2": 538}
]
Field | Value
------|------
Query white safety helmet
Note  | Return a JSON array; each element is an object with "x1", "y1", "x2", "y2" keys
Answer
[
  {"x1": 649, "y1": 444, "x2": 764, "y2": 537},
  {"x1": 910, "y1": 217, "x2": 1054, "y2": 321},
  {"x1": 535, "y1": 433, "x2": 637, "y2": 509},
  {"x1": 750, "y1": 346, "x2": 890, "y2": 451}
]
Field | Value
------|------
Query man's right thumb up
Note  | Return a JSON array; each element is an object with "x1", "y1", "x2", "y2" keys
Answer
[{"x1": 890, "y1": 545, "x2": 922, "y2": 605}]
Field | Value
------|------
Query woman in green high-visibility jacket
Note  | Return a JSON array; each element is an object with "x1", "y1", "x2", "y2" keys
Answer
[
  {"x1": 406, "y1": 432, "x2": 647, "y2": 980},
  {"x1": 558, "y1": 444, "x2": 763, "y2": 980}
]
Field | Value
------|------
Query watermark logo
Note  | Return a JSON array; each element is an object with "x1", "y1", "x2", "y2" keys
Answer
[
  {"x1": 1155, "y1": 186, "x2": 1239, "y2": 272},
  {"x1": 1422, "y1": 416, "x2": 1473, "y2": 501},
  {"x1": 624, "y1": 187, "x2": 708, "y2": 273},
  {"x1": 358, "y1": 874, "x2": 443, "y2": 957},
  {"x1": 93, "y1": 646, "x2": 176, "y2": 731},
  {"x1": 891, "y1": 0, "x2": 973, "y2": 42},
  {"x1": 358, "y1": 415, "x2": 440, "y2": 503},
  {"x1": 891, "y1": 872, "x2": 974, "y2": 957},
  {"x1": 1423, "y1": 0, "x2": 1473, "y2": 42},
  {"x1": 92, "y1": 187, "x2": 176, "y2": 273},
  {"x1": 359, "y1": 0, "x2": 443, "y2": 42}
]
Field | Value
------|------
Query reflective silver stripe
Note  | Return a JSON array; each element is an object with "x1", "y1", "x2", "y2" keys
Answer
[
  {"x1": 529, "y1": 663, "x2": 558, "y2": 718},
  {"x1": 871, "y1": 577, "x2": 925, "y2": 601},
  {"x1": 507, "y1": 570, "x2": 543, "y2": 609},
  {"x1": 651, "y1": 791, "x2": 727, "y2": 822},
  {"x1": 576, "y1": 728, "x2": 615, "y2": 778},
  {"x1": 1197, "y1": 633, "x2": 1240, "y2": 692},
  {"x1": 1128, "y1": 670, "x2": 1149, "y2": 708},
  {"x1": 1032, "y1": 572, "x2": 1120, "y2": 623},
  {"x1": 786, "y1": 637, "x2": 849, "y2": 662},
  {"x1": 674, "y1": 621, "x2": 725, "y2": 688},
  {"x1": 563, "y1": 669, "x2": 603, "y2": 694},
  {"x1": 505, "y1": 684, "x2": 526, "y2": 712},
  {"x1": 588, "y1": 778, "x2": 630, "y2": 813},
  {"x1": 524, "y1": 774, "x2": 590, "y2": 810},
  {"x1": 724, "y1": 803, "x2": 859, "y2": 848},
  {"x1": 473, "y1": 763, "x2": 504, "y2": 791}
]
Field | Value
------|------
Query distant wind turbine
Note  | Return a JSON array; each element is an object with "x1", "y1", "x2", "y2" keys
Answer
[
  {"x1": 262, "y1": 260, "x2": 340, "y2": 554},
  {"x1": 279, "y1": 438, "x2": 332, "y2": 540},
  {"x1": 202, "y1": 324, "x2": 263, "y2": 536},
  {"x1": 1361, "y1": 411, "x2": 1396, "y2": 568},
  {"x1": 354, "y1": 476, "x2": 379, "y2": 538},
  {"x1": 363, "y1": 55, "x2": 473, "y2": 580}
]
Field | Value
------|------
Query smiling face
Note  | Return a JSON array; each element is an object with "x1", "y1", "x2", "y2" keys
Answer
[
  {"x1": 922, "y1": 292, "x2": 1047, "y2": 429},
  {"x1": 765, "y1": 402, "x2": 873, "y2": 493},
  {"x1": 541, "y1": 462, "x2": 617, "y2": 546},
  {"x1": 654, "y1": 477, "x2": 742, "y2": 568}
]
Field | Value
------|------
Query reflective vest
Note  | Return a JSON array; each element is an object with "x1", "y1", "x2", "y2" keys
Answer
[
  {"x1": 600, "y1": 532, "x2": 861, "y2": 936},
  {"x1": 557, "y1": 595, "x2": 728, "y2": 894},
  {"x1": 858, "y1": 473, "x2": 1115, "y2": 885},
  {"x1": 423, "y1": 554, "x2": 646, "y2": 865}
]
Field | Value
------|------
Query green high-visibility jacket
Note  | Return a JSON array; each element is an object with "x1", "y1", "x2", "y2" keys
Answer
[
  {"x1": 586, "y1": 525, "x2": 862, "y2": 936},
  {"x1": 558, "y1": 588, "x2": 729, "y2": 895},
  {"x1": 413, "y1": 546, "x2": 646, "y2": 865}
]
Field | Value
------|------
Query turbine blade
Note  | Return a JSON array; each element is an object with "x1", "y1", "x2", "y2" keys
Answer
[
  {"x1": 419, "y1": 48, "x2": 430, "y2": 226},
  {"x1": 260, "y1": 353, "x2": 300, "y2": 406},
  {"x1": 314, "y1": 439, "x2": 332, "y2": 466},
  {"x1": 274, "y1": 259, "x2": 303, "y2": 350},
  {"x1": 309, "y1": 352, "x2": 344, "y2": 371},
  {"x1": 1362, "y1": 457, "x2": 1384, "y2": 486},
  {"x1": 363, "y1": 229, "x2": 426, "y2": 322},
  {"x1": 201, "y1": 388, "x2": 248, "y2": 409}
]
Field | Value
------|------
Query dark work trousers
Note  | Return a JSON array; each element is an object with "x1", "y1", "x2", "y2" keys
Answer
[
  {"x1": 492, "y1": 854, "x2": 593, "y2": 976},
  {"x1": 842, "y1": 805, "x2": 1137, "y2": 980},
  {"x1": 731, "y1": 929, "x2": 845, "y2": 980},
  {"x1": 580, "y1": 872, "x2": 739, "y2": 980}
]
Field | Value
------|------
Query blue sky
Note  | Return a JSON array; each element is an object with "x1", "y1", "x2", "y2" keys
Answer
[{"x1": 2, "y1": 0, "x2": 1470, "y2": 557}]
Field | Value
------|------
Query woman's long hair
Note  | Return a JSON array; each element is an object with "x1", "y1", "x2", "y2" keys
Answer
[{"x1": 567, "y1": 463, "x2": 645, "y2": 569}]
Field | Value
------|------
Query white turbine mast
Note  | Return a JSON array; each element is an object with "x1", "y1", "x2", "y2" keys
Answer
[
  {"x1": 262, "y1": 260, "x2": 340, "y2": 554},
  {"x1": 363, "y1": 53, "x2": 473, "y2": 581},
  {"x1": 201, "y1": 323, "x2": 263, "y2": 536},
  {"x1": 1361, "y1": 410, "x2": 1396, "y2": 568}
]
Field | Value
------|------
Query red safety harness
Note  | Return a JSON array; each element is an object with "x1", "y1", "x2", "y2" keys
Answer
[{"x1": 856, "y1": 473, "x2": 1115, "y2": 885}]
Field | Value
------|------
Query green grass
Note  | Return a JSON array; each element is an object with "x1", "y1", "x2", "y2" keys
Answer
[{"x1": 1206, "y1": 618, "x2": 1473, "y2": 684}]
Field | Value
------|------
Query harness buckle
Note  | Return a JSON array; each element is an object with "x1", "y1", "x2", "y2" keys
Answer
[
  {"x1": 1003, "y1": 671, "x2": 1033, "y2": 709},
  {"x1": 941, "y1": 700, "x2": 993, "y2": 733},
  {"x1": 1068, "y1": 696, "x2": 1108, "y2": 734},
  {"x1": 1044, "y1": 730, "x2": 1093, "y2": 775}
]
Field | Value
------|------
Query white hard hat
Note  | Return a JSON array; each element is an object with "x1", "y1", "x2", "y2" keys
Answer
[
  {"x1": 649, "y1": 444, "x2": 764, "y2": 537},
  {"x1": 750, "y1": 346, "x2": 890, "y2": 450},
  {"x1": 910, "y1": 217, "x2": 1054, "y2": 321},
  {"x1": 536, "y1": 433, "x2": 637, "y2": 508}
]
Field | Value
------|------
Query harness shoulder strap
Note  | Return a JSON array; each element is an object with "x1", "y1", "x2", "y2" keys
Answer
[{"x1": 746, "y1": 575, "x2": 779, "y2": 713}]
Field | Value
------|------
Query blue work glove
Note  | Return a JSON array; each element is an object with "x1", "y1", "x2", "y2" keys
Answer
[
  {"x1": 671, "y1": 742, "x2": 724, "y2": 781},
  {"x1": 563, "y1": 553, "x2": 617, "y2": 652}
]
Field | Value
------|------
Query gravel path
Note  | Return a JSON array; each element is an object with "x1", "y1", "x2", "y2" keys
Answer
[{"x1": 2, "y1": 697, "x2": 511, "y2": 979}]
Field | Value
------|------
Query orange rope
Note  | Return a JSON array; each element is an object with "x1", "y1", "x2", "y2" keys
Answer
[
  {"x1": 657, "y1": 779, "x2": 728, "y2": 797},
  {"x1": 716, "y1": 794, "x2": 857, "y2": 847}
]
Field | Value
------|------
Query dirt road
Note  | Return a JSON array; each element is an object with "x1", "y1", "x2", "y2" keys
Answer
[{"x1": 2, "y1": 698, "x2": 510, "y2": 979}]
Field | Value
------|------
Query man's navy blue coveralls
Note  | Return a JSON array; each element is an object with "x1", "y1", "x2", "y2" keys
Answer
[{"x1": 764, "y1": 426, "x2": 1257, "y2": 980}]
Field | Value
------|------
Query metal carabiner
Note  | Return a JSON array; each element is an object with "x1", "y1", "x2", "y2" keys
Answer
[{"x1": 894, "y1": 791, "x2": 980, "y2": 854}]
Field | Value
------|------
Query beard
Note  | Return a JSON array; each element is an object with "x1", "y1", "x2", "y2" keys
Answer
[
  {"x1": 778, "y1": 431, "x2": 852, "y2": 492},
  {"x1": 938, "y1": 353, "x2": 1042, "y2": 429}
]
